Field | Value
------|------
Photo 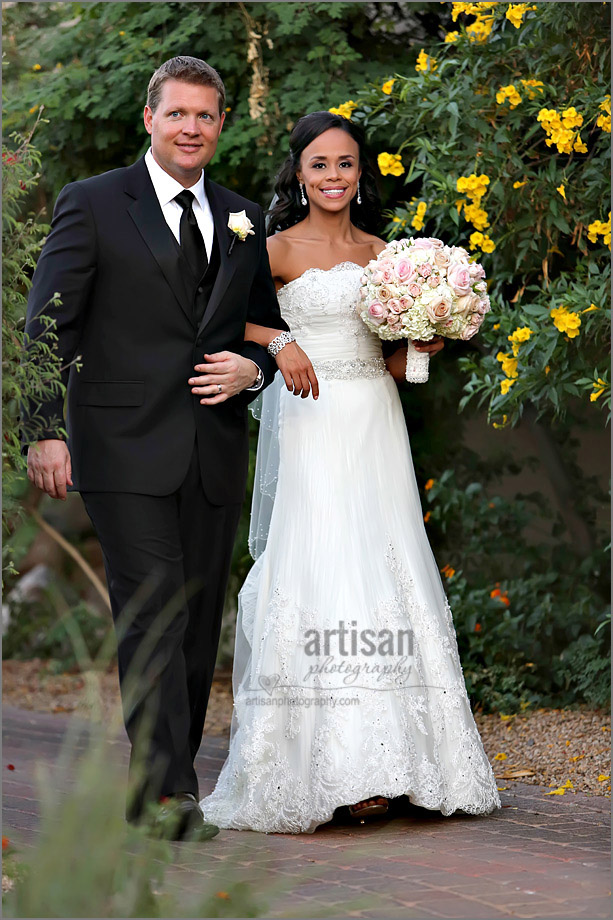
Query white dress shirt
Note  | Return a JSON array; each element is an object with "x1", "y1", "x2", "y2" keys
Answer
[
  {"x1": 144, "y1": 148, "x2": 263, "y2": 391},
  {"x1": 144, "y1": 148, "x2": 214, "y2": 260}
]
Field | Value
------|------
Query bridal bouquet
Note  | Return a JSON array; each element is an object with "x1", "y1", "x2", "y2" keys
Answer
[{"x1": 358, "y1": 237, "x2": 490, "y2": 382}]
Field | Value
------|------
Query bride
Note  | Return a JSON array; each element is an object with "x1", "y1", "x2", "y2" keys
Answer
[{"x1": 200, "y1": 112, "x2": 501, "y2": 833}]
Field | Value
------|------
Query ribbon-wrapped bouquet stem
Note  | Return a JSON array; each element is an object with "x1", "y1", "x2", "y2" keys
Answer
[{"x1": 358, "y1": 237, "x2": 490, "y2": 382}]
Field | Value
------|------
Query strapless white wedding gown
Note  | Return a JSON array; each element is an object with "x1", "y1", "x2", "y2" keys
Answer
[{"x1": 200, "y1": 262, "x2": 501, "y2": 833}]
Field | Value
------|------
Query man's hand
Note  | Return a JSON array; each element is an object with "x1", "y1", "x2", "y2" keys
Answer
[
  {"x1": 27, "y1": 440, "x2": 73, "y2": 500},
  {"x1": 275, "y1": 342, "x2": 319, "y2": 400},
  {"x1": 412, "y1": 335, "x2": 445, "y2": 356},
  {"x1": 189, "y1": 351, "x2": 261, "y2": 405}
]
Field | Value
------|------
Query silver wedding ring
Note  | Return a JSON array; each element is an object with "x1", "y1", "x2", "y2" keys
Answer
[{"x1": 217, "y1": 384, "x2": 222, "y2": 394}]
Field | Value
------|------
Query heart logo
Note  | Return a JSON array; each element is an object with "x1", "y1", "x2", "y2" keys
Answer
[{"x1": 258, "y1": 673, "x2": 280, "y2": 696}]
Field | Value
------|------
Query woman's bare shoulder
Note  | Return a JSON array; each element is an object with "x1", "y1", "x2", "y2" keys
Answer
[{"x1": 353, "y1": 228, "x2": 387, "y2": 258}]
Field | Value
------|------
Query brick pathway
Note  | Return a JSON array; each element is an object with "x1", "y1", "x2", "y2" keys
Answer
[{"x1": 3, "y1": 704, "x2": 610, "y2": 919}]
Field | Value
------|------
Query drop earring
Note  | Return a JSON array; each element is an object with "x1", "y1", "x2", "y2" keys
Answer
[
  {"x1": 299, "y1": 182, "x2": 307, "y2": 206},
  {"x1": 356, "y1": 180, "x2": 362, "y2": 205}
]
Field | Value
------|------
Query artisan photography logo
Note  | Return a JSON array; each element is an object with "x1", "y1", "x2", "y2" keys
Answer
[{"x1": 250, "y1": 621, "x2": 415, "y2": 701}]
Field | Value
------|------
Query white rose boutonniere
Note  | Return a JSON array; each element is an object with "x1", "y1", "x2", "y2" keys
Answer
[{"x1": 227, "y1": 210, "x2": 255, "y2": 255}]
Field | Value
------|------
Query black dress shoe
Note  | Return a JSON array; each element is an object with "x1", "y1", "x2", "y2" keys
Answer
[{"x1": 145, "y1": 793, "x2": 220, "y2": 842}]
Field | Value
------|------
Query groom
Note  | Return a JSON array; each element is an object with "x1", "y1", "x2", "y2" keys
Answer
[{"x1": 23, "y1": 56, "x2": 297, "y2": 838}]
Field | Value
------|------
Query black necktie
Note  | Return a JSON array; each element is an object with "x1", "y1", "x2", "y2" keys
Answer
[{"x1": 174, "y1": 190, "x2": 208, "y2": 280}]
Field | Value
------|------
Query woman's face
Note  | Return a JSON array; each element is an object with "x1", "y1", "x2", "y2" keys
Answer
[{"x1": 297, "y1": 127, "x2": 361, "y2": 214}]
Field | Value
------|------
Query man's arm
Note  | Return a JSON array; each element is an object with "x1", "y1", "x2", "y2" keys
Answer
[
  {"x1": 235, "y1": 205, "x2": 290, "y2": 405},
  {"x1": 190, "y1": 206, "x2": 293, "y2": 407},
  {"x1": 22, "y1": 182, "x2": 97, "y2": 497}
]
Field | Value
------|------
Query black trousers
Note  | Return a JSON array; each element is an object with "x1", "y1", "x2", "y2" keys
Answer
[{"x1": 81, "y1": 441, "x2": 242, "y2": 820}]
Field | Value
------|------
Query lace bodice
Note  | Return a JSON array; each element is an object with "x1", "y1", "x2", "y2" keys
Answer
[{"x1": 277, "y1": 262, "x2": 387, "y2": 379}]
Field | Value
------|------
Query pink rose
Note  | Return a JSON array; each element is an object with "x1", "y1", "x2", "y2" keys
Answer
[
  {"x1": 395, "y1": 258, "x2": 415, "y2": 283},
  {"x1": 425, "y1": 294, "x2": 453, "y2": 324},
  {"x1": 412, "y1": 238, "x2": 435, "y2": 249},
  {"x1": 368, "y1": 301, "x2": 387, "y2": 324},
  {"x1": 475, "y1": 296, "x2": 490, "y2": 315},
  {"x1": 417, "y1": 263, "x2": 432, "y2": 278},
  {"x1": 427, "y1": 237, "x2": 444, "y2": 248},
  {"x1": 447, "y1": 262, "x2": 472, "y2": 296},
  {"x1": 408, "y1": 282, "x2": 422, "y2": 297},
  {"x1": 468, "y1": 261, "x2": 486, "y2": 281},
  {"x1": 475, "y1": 280, "x2": 487, "y2": 292},
  {"x1": 371, "y1": 268, "x2": 384, "y2": 284},
  {"x1": 434, "y1": 249, "x2": 450, "y2": 270},
  {"x1": 461, "y1": 322, "x2": 480, "y2": 340},
  {"x1": 387, "y1": 298, "x2": 402, "y2": 314},
  {"x1": 454, "y1": 292, "x2": 476, "y2": 316},
  {"x1": 428, "y1": 274, "x2": 441, "y2": 287},
  {"x1": 399, "y1": 295, "x2": 414, "y2": 310},
  {"x1": 378, "y1": 284, "x2": 394, "y2": 303}
]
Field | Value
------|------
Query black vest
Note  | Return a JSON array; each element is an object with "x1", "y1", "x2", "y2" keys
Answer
[{"x1": 192, "y1": 231, "x2": 221, "y2": 328}]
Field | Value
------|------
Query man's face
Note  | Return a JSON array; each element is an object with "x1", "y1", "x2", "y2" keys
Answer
[{"x1": 144, "y1": 78, "x2": 225, "y2": 186}]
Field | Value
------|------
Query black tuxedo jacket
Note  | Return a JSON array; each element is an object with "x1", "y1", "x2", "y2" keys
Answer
[{"x1": 22, "y1": 156, "x2": 289, "y2": 504}]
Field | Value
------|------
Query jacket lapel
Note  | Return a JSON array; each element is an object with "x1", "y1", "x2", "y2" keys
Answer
[
  {"x1": 196, "y1": 176, "x2": 236, "y2": 336},
  {"x1": 124, "y1": 157, "x2": 194, "y2": 326}
]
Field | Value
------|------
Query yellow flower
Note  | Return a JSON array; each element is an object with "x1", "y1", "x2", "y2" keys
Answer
[
  {"x1": 492, "y1": 413, "x2": 508, "y2": 429},
  {"x1": 377, "y1": 152, "x2": 404, "y2": 177},
  {"x1": 444, "y1": 31, "x2": 460, "y2": 43},
  {"x1": 513, "y1": 180, "x2": 527, "y2": 189},
  {"x1": 424, "y1": 478, "x2": 435, "y2": 491},
  {"x1": 550, "y1": 305, "x2": 581, "y2": 338},
  {"x1": 32, "y1": 64, "x2": 42, "y2": 71},
  {"x1": 582, "y1": 304, "x2": 598, "y2": 313},
  {"x1": 457, "y1": 173, "x2": 490, "y2": 202},
  {"x1": 508, "y1": 326, "x2": 532, "y2": 349},
  {"x1": 496, "y1": 84, "x2": 522, "y2": 109},
  {"x1": 481, "y1": 237, "x2": 495, "y2": 253},
  {"x1": 590, "y1": 378, "x2": 608, "y2": 402},
  {"x1": 29, "y1": 105, "x2": 38, "y2": 114},
  {"x1": 598, "y1": 775, "x2": 610, "y2": 782},
  {"x1": 600, "y1": 95, "x2": 611, "y2": 116},
  {"x1": 505, "y1": 2, "x2": 538, "y2": 28},
  {"x1": 500, "y1": 379, "x2": 516, "y2": 395},
  {"x1": 556, "y1": 184, "x2": 566, "y2": 200},
  {"x1": 329, "y1": 100, "x2": 358, "y2": 120},
  {"x1": 493, "y1": 323, "x2": 500, "y2": 330},
  {"x1": 520, "y1": 78, "x2": 544, "y2": 99},
  {"x1": 382, "y1": 79, "x2": 395, "y2": 95},
  {"x1": 494, "y1": 752, "x2": 507, "y2": 761},
  {"x1": 496, "y1": 351, "x2": 518, "y2": 378},
  {"x1": 466, "y1": 14, "x2": 495, "y2": 43},
  {"x1": 415, "y1": 50, "x2": 437, "y2": 73},
  {"x1": 119, "y1": 30, "x2": 125, "y2": 36},
  {"x1": 545, "y1": 365, "x2": 550, "y2": 375},
  {"x1": 573, "y1": 135, "x2": 589, "y2": 152},
  {"x1": 597, "y1": 113, "x2": 611, "y2": 133},
  {"x1": 464, "y1": 202, "x2": 490, "y2": 230}
]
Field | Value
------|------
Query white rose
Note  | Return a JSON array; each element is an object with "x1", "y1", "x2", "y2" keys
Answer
[{"x1": 228, "y1": 210, "x2": 255, "y2": 241}]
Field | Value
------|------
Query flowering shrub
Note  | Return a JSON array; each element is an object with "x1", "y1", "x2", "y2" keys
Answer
[{"x1": 348, "y1": 1, "x2": 610, "y2": 428}]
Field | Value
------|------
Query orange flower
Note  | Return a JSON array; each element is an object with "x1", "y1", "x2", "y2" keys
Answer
[
  {"x1": 216, "y1": 892, "x2": 231, "y2": 900},
  {"x1": 491, "y1": 587, "x2": 510, "y2": 606},
  {"x1": 2, "y1": 836, "x2": 9, "y2": 850},
  {"x1": 424, "y1": 511, "x2": 431, "y2": 522},
  {"x1": 475, "y1": 622, "x2": 482, "y2": 632},
  {"x1": 440, "y1": 564, "x2": 456, "y2": 579},
  {"x1": 425, "y1": 478, "x2": 435, "y2": 490}
]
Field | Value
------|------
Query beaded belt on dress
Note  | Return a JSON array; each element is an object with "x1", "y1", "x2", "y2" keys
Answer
[{"x1": 310, "y1": 356, "x2": 388, "y2": 380}]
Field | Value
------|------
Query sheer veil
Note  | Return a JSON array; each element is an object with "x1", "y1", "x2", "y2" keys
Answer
[{"x1": 247, "y1": 194, "x2": 282, "y2": 560}]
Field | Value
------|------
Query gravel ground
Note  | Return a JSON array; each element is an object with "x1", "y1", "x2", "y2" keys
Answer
[{"x1": 3, "y1": 658, "x2": 610, "y2": 798}]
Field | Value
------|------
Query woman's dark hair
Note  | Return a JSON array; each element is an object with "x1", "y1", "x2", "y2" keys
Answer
[{"x1": 266, "y1": 111, "x2": 382, "y2": 236}]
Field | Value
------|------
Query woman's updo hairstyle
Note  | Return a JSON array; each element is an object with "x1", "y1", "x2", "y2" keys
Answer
[{"x1": 266, "y1": 111, "x2": 382, "y2": 236}]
